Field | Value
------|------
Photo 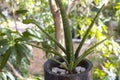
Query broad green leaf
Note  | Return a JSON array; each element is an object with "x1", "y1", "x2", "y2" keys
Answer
[
  {"x1": 15, "y1": 44, "x2": 25, "y2": 65},
  {"x1": 22, "y1": 28, "x2": 42, "y2": 42},
  {"x1": 0, "y1": 13, "x2": 7, "y2": 21},
  {"x1": 102, "y1": 25, "x2": 107, "y2": 33},
  {"x1": 96, "y1": 30, "x2": 102, "y2": 40},
  {"x1": 114, "y1": 2, "x2": 120, "y2": 10},
  {"x1": 16, "y1": 43, "x2": 32, "y2": 65},
  {"x1": 0, "y1": 28, "x2": 13, "y2": 41},
  {"x1": 94, "y1": 0, "x2": 99, "y2": 5},
  {"x1": 2, "y1": 72, "x2": 7, "y2": 80},
  {"x1": 16, "y1": 9, "x2": 28, "y2": 15},
  {"x1": 0, "y1": 45, "x2": 9, "y2": 55},
  {"x1": 10, "y1": 46, "x2": 17, "y2": 56},
  {"x1": 0, "y1": 39, "x2": 9, "y2": 55},
  {"x1": 6, "y1": 72, "x2": 15, "y2": 80},
  {"x1": 20, "y1": 44, "x2": 33, "y2": 59},
  {"x1": 23, "y1": 19, "x2": 67, "y2": 54},
  {"x1": 0, "y1": 47, "x2": 11, "y2": 71},
  {"x1": 16, "y1": 52, "x2": 22, "y2": 65}
]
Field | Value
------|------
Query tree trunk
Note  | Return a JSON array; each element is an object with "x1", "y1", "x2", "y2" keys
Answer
[
  {"x1": 7, "y1": 61, "x2": 24, "y2": 80},
  {"x1": 49, "y1": 0, "x2": 65, "y2": 54}
]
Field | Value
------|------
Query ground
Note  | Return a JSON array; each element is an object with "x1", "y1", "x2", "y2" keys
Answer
[{"x1": 28, "y1": 47, "x2": 46, "y2": 75}]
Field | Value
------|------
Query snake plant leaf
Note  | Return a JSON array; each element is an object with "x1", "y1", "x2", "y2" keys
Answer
[
  {"x1": 27, "y1": 43, "x2": 68, "y2": 65},
  {"x1": 75, "y1": 4, "x2": 105, "y2": 58},
  {"x1": 23, "y1": 19, "x2": 67, "y2": 55},
  {"x1": 0, "y1": 47, "x2": 11, "y2": 71},
  {"x1": 57, "y1": 0, "x2": 74, "y2": 65},
  {"x1": 51, "y1": 58, "x2": 68, "y2": 70},
  {"x1": 74, "y1": 37, "x2": 108, "y2": 67}
]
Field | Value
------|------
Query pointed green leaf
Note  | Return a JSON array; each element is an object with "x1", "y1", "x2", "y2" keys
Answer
[
  {"x1": 16, "y1": 9, "x2": 28, "y2": 14},
  {"x1": 15, "y1": 44, "x2": 25, "y2": 65},
  {"x1": 0, "y1": 47, "x2": 11, "y2": 71},
  {"x1": 74, "y1": 50, "x2": 94, "y2": 68},
  {"x1": 0, "y1": 13, "x2": 7, "y2": 21},
  {"x1": 57, "y1": 0, "x2": 74, "y2": 64},
  {"x1": 51, "y1": 58, "x2": 68, "y2": 70},
  {"x1": 27, "y1": 42, "x2": 68, "y2": 65},
  {"x1": 23, "y1": 19, "x2": 67, "y2": 54},
  {"x1": 0, "y1": 45, "x2": 9, "y2": 55},
  {"x1": 22, "y1": 28, "x2": 42, "y2": 42},
  {"x1": 0, "y1": 39, "x2": 9, "y2": 55},
  {"x1": 74, "y1": 37, "x2": 108, "y2": 67},
  {"x1": 75, "y1": 4, "x2": 105, "y2": 58},
  {"x1": 94, "y1": 0, "x2": 99, "y2": 5},
  {"x1": 21, "y1": 44, "x2": 33, "y2": 58}
]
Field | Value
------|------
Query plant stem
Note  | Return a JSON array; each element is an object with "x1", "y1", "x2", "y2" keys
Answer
[
  {"x1": 57, "y1": 0, "x2": 74, "y2": 68},
  {"x1": 11, "y1": 0, "x2": 18, "y2": 31}
]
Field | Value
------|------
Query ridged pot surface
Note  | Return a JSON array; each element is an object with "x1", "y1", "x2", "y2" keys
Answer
[{"x1": 44, "y1": 58, "x2": 93, "y2": 80}]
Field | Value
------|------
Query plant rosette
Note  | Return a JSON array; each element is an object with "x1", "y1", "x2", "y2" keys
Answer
[
  {"x1": 22, "y1": 1, "x2": 107, "y2": 80},
  {"x1": 44, "y1": 57, "x2": 93, "y2": 80}
]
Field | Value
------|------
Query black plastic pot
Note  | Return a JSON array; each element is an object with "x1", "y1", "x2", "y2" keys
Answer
[{"x1": 44, "y1": 58, "x2": 93, "y2": 80}]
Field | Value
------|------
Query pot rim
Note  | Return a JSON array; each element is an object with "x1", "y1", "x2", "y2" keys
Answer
[{"x1": 44, "y1": 58, "x2": 93, "y2": 76}]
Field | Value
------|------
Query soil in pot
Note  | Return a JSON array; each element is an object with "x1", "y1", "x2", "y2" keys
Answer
[{"x1": 44, "y1": 58, "x2": 93, "y2": 80}]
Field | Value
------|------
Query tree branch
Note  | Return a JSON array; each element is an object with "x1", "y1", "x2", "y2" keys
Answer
[
  {"x1": 7, "y1": 61, "x2": 24, "y2": 80},
  {"x1": 67, "y1": 0, "x2": 79, "y2": 15}
]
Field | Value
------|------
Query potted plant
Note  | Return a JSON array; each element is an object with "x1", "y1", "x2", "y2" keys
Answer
[{"x1": 23, "y1": 1, "x2": 107, "y2": 80}]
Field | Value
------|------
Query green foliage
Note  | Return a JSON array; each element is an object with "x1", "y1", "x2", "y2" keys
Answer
[
  {"x1": 1, "y1": 0, "x2": 120, "y2": 79},
  {"x1": 94, "y1": 0, "x2": 99, "y2": 5},
  {"x1": 75, "y1": 4, "x2": 105, "y2": 57},
  {"x1": 0, "y1": 71, "x2": 16, "y2": 80},
  {"x1": 0, "y1": 28, "x2": 32, "y2": 73},
  {"x1": 0, "y1": 13, "x2": 7, "y2": 22},
  {"x1": 23, "y1": 1, "x2": 107, "y2": 73},
  {"x1": 92, "y1": 39, "x2": 120, "y2": 80},
  {"x1": 114, "y1": 2, "x2": 120, "y2": 10},
  {"x1": 114, "y1": 2, "x2": 120, "y2": 36},
  {"x1": 94, "y1": 68, "x2": 107, "y2": 80},
  {"x1": 91, "y1": 1, "x2": 120, "y2": 79}
]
